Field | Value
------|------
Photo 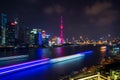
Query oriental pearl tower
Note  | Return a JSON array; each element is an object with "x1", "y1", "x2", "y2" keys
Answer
[{"x1": 60, "y1": 16, "x2": 64, "y2": 44}]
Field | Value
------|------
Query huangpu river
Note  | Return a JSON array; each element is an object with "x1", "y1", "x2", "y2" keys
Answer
[{"x1": 0, "y1": 45, "x2": 119, "y2": 80}]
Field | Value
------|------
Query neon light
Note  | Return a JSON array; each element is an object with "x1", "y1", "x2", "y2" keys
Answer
[
  {"x1": 38, "y1": 32, "x2": 42, "y2": 45},
  {"x1": 0, "y1": 58, "x2": 49, "y2": 75},
  {"x1": 10, "y1": 22, "x2": 16, "y2": 26},
  {"x1": 76, "y1": 51, "x2": 93, "y2": 54}
]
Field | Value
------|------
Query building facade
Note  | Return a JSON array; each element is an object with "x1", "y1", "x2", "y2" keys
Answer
[
  {"x1": 0, "y1": 13, "x2": 7, "y2": 45},
  {"x1": 6, "y1": 23, "x2": 16, "y2": 46},
  {"x1": 29, "y1": 29, "x2": 49, "y2": 47}
]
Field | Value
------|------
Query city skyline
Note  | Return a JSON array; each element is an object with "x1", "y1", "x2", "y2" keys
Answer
[{"x1": 0, "y1": 0, "x2": 120, "y2": 40}]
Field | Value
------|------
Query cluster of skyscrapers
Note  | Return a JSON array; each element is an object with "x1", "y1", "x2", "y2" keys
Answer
[{"x1": 0, "y1": 13, "x2": 49, "y2": 47}]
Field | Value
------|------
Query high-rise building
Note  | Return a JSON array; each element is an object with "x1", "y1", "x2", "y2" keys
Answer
[
  {"x1": 29, "y1": 29, "x2": 49, "y2": 47},
  {"x1": 0, "y1": 16, "x2": 2, "y2": 45},
  {"x1": 6, "y1": 23, "x2": 16, "y2": 45},
  {"x1": 1, "y1": 13, "x2": 7, "y2": 45},
  {"x1": 24, "y1": 27, "x2": 30, "y2": 44},
  {"x1": 29, "y1": 29, "x2": 42, "y2": 46},
  {"x1": 0, "y1": 28, "x2": 1, "y2": 45},
  {"x1": 14, "y1": 18, "x2": 19, "y2": 39},
  {"x1": 41, "y1": 30, "x2": 49, "y2": 47}
]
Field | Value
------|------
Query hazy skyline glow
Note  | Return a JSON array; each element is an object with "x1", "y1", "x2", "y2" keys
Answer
[{"x1": 0, "y1": 0, "x2": 120, "y2": 40}]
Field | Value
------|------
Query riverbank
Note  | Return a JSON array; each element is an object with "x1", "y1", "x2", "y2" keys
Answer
[{"x1": 68, "y1": 54, "x2": 120, "y2": 80}]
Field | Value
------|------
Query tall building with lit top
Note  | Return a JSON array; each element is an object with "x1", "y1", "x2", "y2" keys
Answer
[
  {"x1": 30, "y1": 29, "x2": 42, "y2": 45},
  {"x1": 0, "y1": 13, "x2": 19, "y2": 46},
  {"x1": 41, "y1": 30, "x2": 49, "y2": 47},
  {"x1": 6, "y1": 22, "x2": 16, "y2": 45},
  {"x1": 41, "y1": 30, "x2": 46, "y2": 38}
]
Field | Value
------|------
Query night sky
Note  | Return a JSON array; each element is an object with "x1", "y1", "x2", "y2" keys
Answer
[{"x1": 0, "y1": 0, "x2": 120, "y2": 40}]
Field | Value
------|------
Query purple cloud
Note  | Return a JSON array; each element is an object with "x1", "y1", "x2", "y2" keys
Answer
[
  {"x1": 44, "y1": 6, "x2": 54, "y2": 14},
  {"x1": 84, "y1": 1, "x2": 119, "y2": 26}
]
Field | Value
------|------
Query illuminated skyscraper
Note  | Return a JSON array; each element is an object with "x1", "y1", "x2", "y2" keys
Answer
[
  {"x1": 0, "y1": 15, "x2": 2, "y2": 44},
  {"x1": 29, "y1": 29, "x2": 49, "y2": 47},
  {"x1": 30, "y1": 29, "x2": 41, "y2": 45},
  {"x1": 60, "y1": 16, "x2": 64, "y2": 44},
  {"x1": 24, "y1": 27, "x2": 30, "y2": 44},
  {"x1": 1, "y1": 13, "x2": 7, "y2": 45},
  {"x1": 14, "y1": 18, "x2": 19, "y2": 39},
  {"x1": 6, "y1": 23, "x2": 16, "y2": 45}
]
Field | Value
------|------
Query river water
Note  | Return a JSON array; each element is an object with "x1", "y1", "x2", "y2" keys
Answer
[{"x1": 0, "y1": 45, "x2": 119, "y2": 80}]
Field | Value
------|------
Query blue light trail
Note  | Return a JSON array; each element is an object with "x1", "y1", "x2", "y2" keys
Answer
[
  {"x1": 0, "y1": 51, "x2": 93, "y2": 75},
  {"x1": 0, "y1": 58, "x2": 50, "y2": 75}
]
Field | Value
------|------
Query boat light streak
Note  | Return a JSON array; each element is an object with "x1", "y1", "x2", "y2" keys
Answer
[
  {"x1": 0, "y1": 58, "x2": 49, "y2": 70},
  {"x1": 50, "y1": 54, "x2": 84, "y2": 63},
  {"x1": 50, "y1": 51, "x2": 93, "y2": 63},
  {"x1": 0, "y1": 51, "x2": 93, "y2": 75},
  {"x1": 0, "y1": 55, "x2": 28, "y2": 61},
  {"x1": 0, "y1": 58, "x2": 50, "y2": 75},
  {"x1": 0, "y1": 61, "x2": 49, "y2": 75},
  {"x1": 76, "y1": 51, "x2": 93, "y2": 54}
]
